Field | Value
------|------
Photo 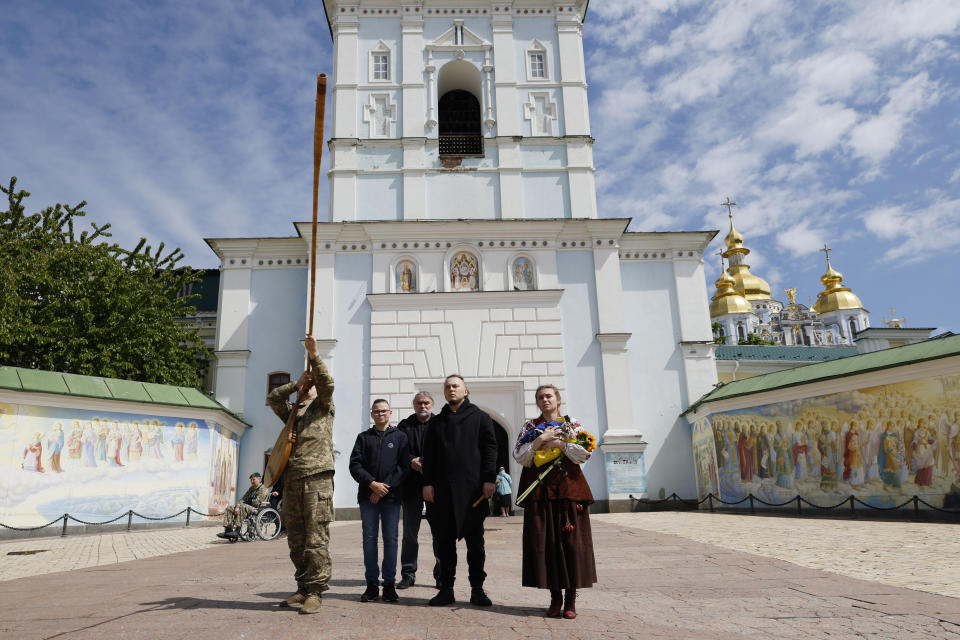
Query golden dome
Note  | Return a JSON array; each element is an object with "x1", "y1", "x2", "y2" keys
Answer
[
  {"x1": 720, "y1": 209, "x2": 771, "y2": 301},
  {"x1": 724, "y1": 212, "x2": 744, "y2": 249},
  {"x1": 710, "y1": 268, "x2": 753, "y2": 317},
  {"x1": 813, "y1": 255, "x2": 863, "y2": 314},
  {"x1": 727, "y1": 265, "x2": 772, "y2": 301}
]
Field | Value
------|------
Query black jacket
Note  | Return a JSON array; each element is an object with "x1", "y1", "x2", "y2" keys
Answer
[
  {"x1": 349, "y1": 426, "x2": 409, "y2": 503},
  {"x1": 422, "y1": 397, "x2": 498, "y2": 537},
  {"x1": 397, "y1": 412, "x2": 436, "y2": 500}
]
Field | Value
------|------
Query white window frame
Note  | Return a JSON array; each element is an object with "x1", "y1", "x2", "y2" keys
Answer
[
  {"x1": 526, "y1": 39, "x2": 549, "y2": 81},
  {"x1": 369, "y1": 40, "x2": 392, "y2": 83}
]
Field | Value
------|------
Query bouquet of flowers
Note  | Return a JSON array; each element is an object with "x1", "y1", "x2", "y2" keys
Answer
[{"x1": 533, "y1": 422, "x2": 597, "y2": 467}]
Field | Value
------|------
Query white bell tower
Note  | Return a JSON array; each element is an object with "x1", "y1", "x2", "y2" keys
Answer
[{"x1": 323, "y1": 0, "x2": 596, "y2": 222}]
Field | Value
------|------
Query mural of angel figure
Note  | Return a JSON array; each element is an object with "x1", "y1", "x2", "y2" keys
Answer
[{"x1": 450, "y1": 252, "x2": 479, "y2": 291}]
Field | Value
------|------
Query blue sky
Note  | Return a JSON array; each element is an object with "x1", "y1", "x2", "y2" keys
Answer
[{"x1": 2, "y1": 1, "x2": 958, "y2": 332}]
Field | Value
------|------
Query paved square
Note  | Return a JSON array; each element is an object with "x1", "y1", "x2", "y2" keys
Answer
[{"x1": 0, "y1": 514, "x2": 958, "y2": 639}]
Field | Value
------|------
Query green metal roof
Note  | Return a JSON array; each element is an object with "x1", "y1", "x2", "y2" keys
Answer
[
  {"x1": 715, "y1": 345, "x2": 858, "y2": 362},
  {"x1": 690, "y1": 334, "x2": 960, "y2": 413},
  {"x1": 0, "y1": 366, "x2": 233, "y2": 415}
]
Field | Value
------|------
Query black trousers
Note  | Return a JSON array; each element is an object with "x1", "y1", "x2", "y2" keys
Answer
[
  {"x1": 400, "y1": 496, "x2": 440, "y2": 582},
  {"x1": 429, "y1": 497, "x2": 487, "y2": 588}
]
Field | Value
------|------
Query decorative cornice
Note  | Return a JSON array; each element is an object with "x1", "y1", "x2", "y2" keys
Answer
[
  {"x1": 367, "y1": 289, "x2": 563, "y2": 310},
  {"x1": 596, "y1": 332, "x2": 631, "y2": 352}
]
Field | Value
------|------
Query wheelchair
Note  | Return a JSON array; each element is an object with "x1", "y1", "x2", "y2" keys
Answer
[{"x1": 228, "y1": 501, "x2": 282, "y2": 543}]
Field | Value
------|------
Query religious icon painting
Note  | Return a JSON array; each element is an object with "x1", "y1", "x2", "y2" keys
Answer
[
  {"x1": 395, "y1": 260, "x2": 417, "y2": 293},
  {"x1": 449, "y1": 252, "x2": 479, "y2": 291},
  {"x1": 511, "y1": 257, "x2": 536, "y2": 291}
]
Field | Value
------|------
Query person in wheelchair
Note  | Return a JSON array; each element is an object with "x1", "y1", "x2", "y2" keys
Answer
[{"x1": 217, "y1": 472, "x2": 269, "y2": 539}]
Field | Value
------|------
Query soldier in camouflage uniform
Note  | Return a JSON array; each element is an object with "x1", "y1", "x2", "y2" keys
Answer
[
  {"x1": 266, "y1": 335, "x2": 335, "y2": 615},
  {"x1": 217, "y1": 472, "x2": 269, "y2": 538}
]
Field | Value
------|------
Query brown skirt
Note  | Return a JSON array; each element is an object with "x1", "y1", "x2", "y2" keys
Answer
[{"x1": 521, "y1": 500, "x2": 597, "y2": 590}]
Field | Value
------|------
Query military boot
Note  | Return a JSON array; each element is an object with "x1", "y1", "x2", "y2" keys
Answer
[
  {"x1": 299, "y1": 594, "x2": 322, "y2": 614},
  {"x1": 280, "y1": 591, "x2": 306, "y2": 607}
]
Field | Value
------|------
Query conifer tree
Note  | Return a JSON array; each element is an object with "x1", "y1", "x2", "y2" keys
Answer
[{"x1": 0, "y1": 177, "x2": 209, "y2": 386}]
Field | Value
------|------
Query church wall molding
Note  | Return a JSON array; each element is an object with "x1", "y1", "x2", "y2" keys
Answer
[{"x1": 367, "y1": 288, "x2": 563, "y2": 310}]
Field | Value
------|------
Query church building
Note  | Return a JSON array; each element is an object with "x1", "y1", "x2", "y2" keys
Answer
[
  {"x1": 710, "y1": 209, "x2": 870, "y2": 349},
  {"x1": 206, "y1": 0, "x2": 719, "y2": 513}
]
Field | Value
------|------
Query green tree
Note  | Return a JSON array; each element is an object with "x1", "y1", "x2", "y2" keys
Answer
[
  {"x1": 740, "y1": 332, "x2": 776, "y2": 346},
  {"x1": 711, "y1": 322, "x2": 726, "y2": 345},
  {"x1": 0, "y1": 177, "x2": 209, "y2": 386}
]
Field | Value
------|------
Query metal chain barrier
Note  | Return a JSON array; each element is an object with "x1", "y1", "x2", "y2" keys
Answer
[
  {"x1": 0, "y1": 506, "x2": 226, "y2": 537},
  {"x1": 629, "y1": 492, "x2": 960, "y2": 519}
]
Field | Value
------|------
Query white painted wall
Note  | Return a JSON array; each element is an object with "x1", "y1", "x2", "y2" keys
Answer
[
  {"x1": 237, "y1": 268, "x2": 308, "y2": 485},
  {"x1": 330, "y1": 253, "x2": 373, "y2": 507},
  {"x1": 621, "y1": 261, "x2": 698, "y2": 497},
  {"x1": 556, "y1": 250, "x2": 608, "y2": 500}
]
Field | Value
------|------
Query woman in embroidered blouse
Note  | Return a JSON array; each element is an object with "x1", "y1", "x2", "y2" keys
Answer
[{"x1": 513, "y1": 384, "x2": 597, "y2": 619}]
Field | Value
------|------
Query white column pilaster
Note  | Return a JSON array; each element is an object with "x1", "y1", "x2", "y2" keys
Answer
[
  {"x1": 672, "y1": 256, "x2": 719, "y2": 408},
  {"x1": 401, "y1": 5, "x2": 425, "y2": 138},
  {"x1": 331, "y1": 11, "x2": 359, "y2": 139},
  {"x1": 491, "y1": 6, "x2": 518, "y2": 135},
  {"x1": 555, "y1": 6, "x2": 590, "y2": 136}
]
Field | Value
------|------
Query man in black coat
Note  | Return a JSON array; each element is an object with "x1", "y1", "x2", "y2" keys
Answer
[
  {"x1": 396, "y1": 391, "x2": 440, "y2": 589},
  {"x1": 422, "y1": 375, "x2": 498, "y2": 607}
]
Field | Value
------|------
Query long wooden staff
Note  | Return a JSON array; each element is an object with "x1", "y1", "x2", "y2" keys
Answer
[{"x1": 264, "y1": 74, "x2": 327, "y2": 489}]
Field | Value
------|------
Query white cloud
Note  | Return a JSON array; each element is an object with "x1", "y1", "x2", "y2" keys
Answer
[
  {"x1": 863, "y1": 198, "x2": 960, "y2": 262},
  {"x1": 847, "y1": 72, "x2": 940, "y2": 164},
  {"x1": 776, "y1": 221, "x2": 825, "y2": 257},
  {"x1": 757, "y1": 97, "x2": 858, "y2": 157}
]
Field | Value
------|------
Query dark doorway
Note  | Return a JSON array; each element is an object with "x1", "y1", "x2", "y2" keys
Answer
[{"x1": 439, "y1": 89, "x2": 483, "y2": 155}]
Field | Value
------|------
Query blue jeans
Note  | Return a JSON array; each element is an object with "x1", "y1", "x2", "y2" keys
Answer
[{"x1": 359, "y1": 499, "x2": 401, "y2": 586}]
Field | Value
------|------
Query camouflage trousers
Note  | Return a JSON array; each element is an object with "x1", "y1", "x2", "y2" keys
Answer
[
  {"x1": 283, "y1": 471, "x2": 334, "y2": 596},
  {"x1": 222, "y1": 503, "x2": 258, "y2": 530}
]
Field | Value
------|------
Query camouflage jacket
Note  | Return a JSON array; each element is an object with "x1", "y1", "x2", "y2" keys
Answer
[
  {"x1": 266, "y1": 354, "x2": 336, "y2": 481},
  {"x1": 241, "y1": 483, "x2": 269, "y2": 507}
]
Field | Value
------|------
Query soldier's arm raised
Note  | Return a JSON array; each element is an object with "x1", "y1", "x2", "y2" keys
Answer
[{"x1": 267, "y1": 381, "x2": 298, "y2": 422}]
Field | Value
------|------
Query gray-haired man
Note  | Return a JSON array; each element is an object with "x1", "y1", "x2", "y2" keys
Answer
[{"x1": 396, "y1": 391, "x2": 441, "y2": 589}]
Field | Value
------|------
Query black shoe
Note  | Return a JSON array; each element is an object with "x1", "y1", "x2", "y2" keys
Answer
[
  {"x1": 397, "y1": 576, "x2": 415, "y2": 590},
  {"x1": 470, "y1": 587, "x2": 492, "y2": 607},
  {"x1": 360, "y1": 584, "x2": 379, "y2": 602},
  {"x1": 381, "y1": 584, "x2": 399, "y2": 602},
  {"x1": 428, "y1": 588, "x2": 455, "y2": 606}
]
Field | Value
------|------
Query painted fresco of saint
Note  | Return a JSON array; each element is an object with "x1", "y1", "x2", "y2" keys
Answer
[
  {"x1": 512, "y1": 257, "x2": 535, "y2": 290},
  {"x1": 185, "y1": 422, "x2": 199, "y2": 460},
  {"x1": 22, "y1": 432, "x2": 44, "y2": 473},
  {"x1": 396, "y1": 261, "x2": 416, "y2": 293}
]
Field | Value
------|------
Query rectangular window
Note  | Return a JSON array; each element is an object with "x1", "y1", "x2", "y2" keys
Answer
[
  {"x1": 373, "y1": 54, "x2": 389, "y2": 80},
  {"x1": 530, "y1": 53, "x2": 545, "y2": 78}
]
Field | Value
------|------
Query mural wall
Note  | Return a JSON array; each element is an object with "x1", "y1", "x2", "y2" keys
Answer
[
  {"x1": 0, "y1": 401, "x2": 239, "y2": 527},
  {"x1": 692, "y1": 373, "x2": 960, "y2": 509}
]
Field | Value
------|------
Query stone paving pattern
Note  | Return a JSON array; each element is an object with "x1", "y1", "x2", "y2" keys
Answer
[
  {"x1": 0, "y1": 514, "x2": 957, "y2": 639},
  {"x1": 598, "y1": 512, "x2": 960, "y2": 599}
]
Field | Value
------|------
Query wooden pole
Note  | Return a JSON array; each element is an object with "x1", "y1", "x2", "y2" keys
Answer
[
  {"x1": 263, "y1": 74, "x2": 327, "y2": 489},
  {"x1": 309, "y1": 74, "x2": 327, "y2": 338}
]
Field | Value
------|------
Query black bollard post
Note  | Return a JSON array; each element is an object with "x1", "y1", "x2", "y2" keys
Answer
[
  {"x1": 673, "y1": 493, "x2": 679, "y2": 511},
  {"x1": 185, "y1": 507, "x2": 192, "y2": 528},
  {"x1": 127, "y1": 510, "x2": 133, "y2": 532},
  {"x1": 748, "y1": 494, "x2": 755, "y2": 514},
  {"x1": 61, "y1": 515, "x2": 68, "y2": 537},
  {"x1": 796, "y1": 496, "x2": 802, "y2": 517},
  {"x1": 849, "y1": 495, "x2": 856, "y2": 518},
  {"x1": 913, "y1": 495, "x2": 920, "y2": 519},
  {"x1": 708, "y1": 493, "x2": 714, "y2": 513}
]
